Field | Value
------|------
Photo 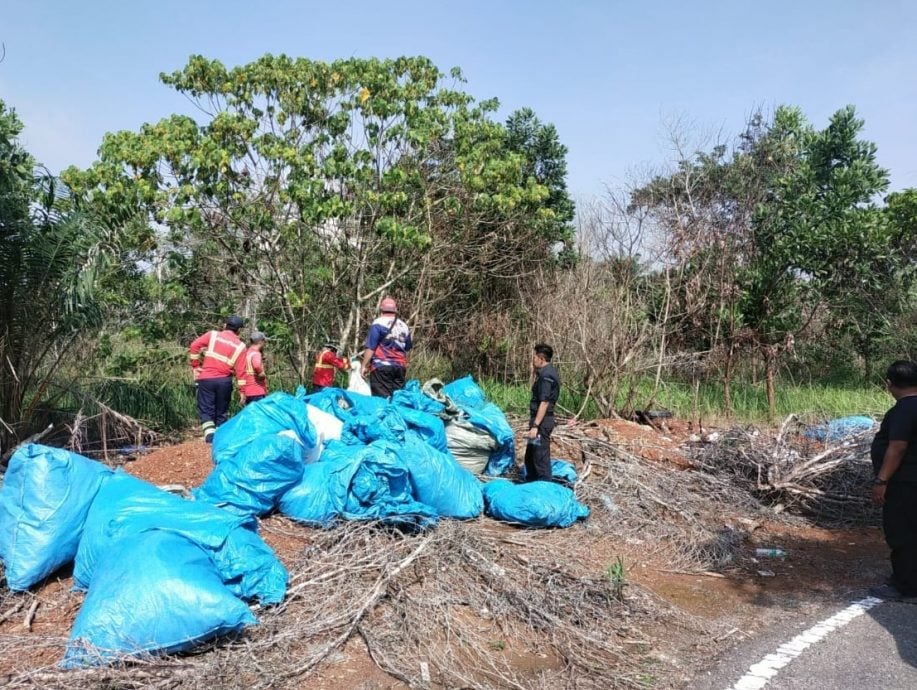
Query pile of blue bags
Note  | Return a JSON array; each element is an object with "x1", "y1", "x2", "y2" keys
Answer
[
  {"x1": 0, "y1": 376, "x2": 588, "y2": 669},
  {"x1": 0, "y1": 444, "x2": 285, "y2": 668}
]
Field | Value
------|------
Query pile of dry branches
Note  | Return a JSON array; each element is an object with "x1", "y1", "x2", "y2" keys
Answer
[
  {"x1": 690, "y1": 416, "x2": 879, "y2": 525},
  {"x1": 2, "y1": 422, "x2": 760, "y2": 689}
]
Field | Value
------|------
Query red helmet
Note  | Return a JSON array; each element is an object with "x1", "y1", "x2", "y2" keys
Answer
[{"x1": 380, "y1": 297, "x2": 397, "y2": 313}]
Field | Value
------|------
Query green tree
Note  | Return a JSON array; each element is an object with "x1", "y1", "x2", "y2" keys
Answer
[
  {"x1": 64, "y1": 55, "x2": 562, "y2": 378},
  {"x1": 0, "y1": 100, "x2": 120, "y2": 449},
  {"x1": 635, "y1": 106, "x2": 891, "y2": 417}
]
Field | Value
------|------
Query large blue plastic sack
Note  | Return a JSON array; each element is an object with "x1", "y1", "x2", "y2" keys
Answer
[
  {"x1": 64, "y1": 531, "x2": 255, "y2": 668},
  {"x1": 302, "y1": 387, "x2": 359, "y2": 421},
  {"x1": 482, "y1": 479, "x2": 589, "y2": 528},
  {"x1": 0, "y1": 445, "x2": 112, "y2": 591},
  {"x1": 194, "y1": 432, "x2": 306, "y2": 516},
  {"x1": 279, "y1": 441, "x2": 437, "y2": 527},
  {"x1": 442, "y1": 377, "x2": 516, "y2": 476},
  {"x1": 523, "y1": 459, "x2": 578, "y2": 484},
  {"x1": 395, "y1": 405, "x2": 449, "y2": 453},
  {"x1": 342, "y1": 400, "x2": 408, "y2": 446},
  {"x1": 803, "y1": 415, "x2": 875, "y2": 443},
  {"x1": 395, "y1": 435, "x2": 483, "y2": 519},
  {"x1": 75, "y1": 471, "x2": 286, "y2": 604},
  {"x1": 212, "y1": 392, "x2": 317, "y2": 464},
  {"x1": 392, "y1": 380, "x2": 446, "y2": 415}
]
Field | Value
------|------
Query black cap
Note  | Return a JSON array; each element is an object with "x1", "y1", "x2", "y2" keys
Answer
[
  {"x1": 323, "y1": 342, "x2": 340, "y2": 351},
  {"x1": 225, "y1": 315, "x2": 244, "y2": 331}
]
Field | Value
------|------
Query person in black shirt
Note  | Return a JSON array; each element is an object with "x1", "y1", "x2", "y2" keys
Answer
[
  {"x1": 525, "y1": 343, "x2": 560, "y2": 482},
  {"x1": 869, "y1": 360, "x2": 917, "y2": 600}
]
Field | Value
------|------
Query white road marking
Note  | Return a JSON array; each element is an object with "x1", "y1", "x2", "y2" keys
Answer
[{"x1": 726, "y1": 596, "x2": 883, "y2": 690}]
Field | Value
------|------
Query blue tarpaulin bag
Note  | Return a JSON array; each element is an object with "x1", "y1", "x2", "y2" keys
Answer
[
  {"x1": 279, "y1": 441, "x2": 437, "y2": 527},
  {"x1": 395, "y1": 434, "x2": 483, "y2": 519},
  {"x1": 64, "y1": 531, "x2": 256, "y2": 668},
  {"x1": 302, "y1": 387, "x2": 359, "y2": 421},
  {"x1": 803, "y1": 415, "x2": 875, "y2": 443},
  {"x1": 392, "y1": 380, "x2": 447, "y2": 415},
  {"x1": 212, "y1": 392, "x2": 317, "y2": 464},
  {"x1": 0, "y1": 444, "x2": 112, "y2": 591},
  {"x1": 482, "y1": 479, "x2": 589, "y2": 528},
  {"x1": 523, "y1": 459, "x2": 578, "y2": 484},
  {"x1": 74, "y1": 471, "x2": 286, "y2": 604},
  {"x1": 394, "y1": 405, "x2": 449, "y2": 453},
  {"x1": 441, "y1": 377, "x2": 516, "y2": 476},
  {"x1": 194, "y1": 432, "x2": 306, "y2": 516}
]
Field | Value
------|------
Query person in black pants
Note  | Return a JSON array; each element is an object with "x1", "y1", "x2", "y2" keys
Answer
[
  {"x1": 870, "y1": 360, "x2": 917, "y2": 600},
  {"x1": 524, "y1": 343, "x2": 560, "y2": 482}
]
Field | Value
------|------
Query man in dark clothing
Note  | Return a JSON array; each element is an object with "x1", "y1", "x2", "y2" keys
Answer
[
  {"x1": 869, "y1": 360, "x2": 917, "y2": 600},
  {"x1": 524, "y1": 343, "x2": 560, "y2": 482}
]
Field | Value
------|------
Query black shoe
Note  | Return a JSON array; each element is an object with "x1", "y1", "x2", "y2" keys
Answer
[{"x1": 204, "y1": 433, "x2": 214, "y2": 445}]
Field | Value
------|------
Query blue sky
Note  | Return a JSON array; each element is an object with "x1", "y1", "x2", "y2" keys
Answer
[{"x1": 2, "y1": 1, "x2": 915, "y2": 197}]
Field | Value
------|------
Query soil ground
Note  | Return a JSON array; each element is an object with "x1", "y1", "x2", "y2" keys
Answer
[{"x1": 0, "y1": 419, "x2": 891, "y2": 689}]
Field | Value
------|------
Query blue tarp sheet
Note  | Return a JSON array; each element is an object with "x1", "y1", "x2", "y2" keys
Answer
[
  {"x1": 803, "y1": 415, "x2": 875, "y2": 443},
  {"x1": 482, "y1": 479, "x2": 589, "y2": 528},
  {"x1": 0, "y1": 445, "x2": 112, "y2": 591},
  {"x1": 64, "y1": 531, "x2": 256, "y2": 667}
]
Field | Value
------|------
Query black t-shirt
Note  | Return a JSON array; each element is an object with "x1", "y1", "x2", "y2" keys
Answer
[
  {"x1": 871, "y1": 395, "x2": 917, "y2": 483},
  {"x1": 529, "y1": 363, "x2": 560, "y2": 421}
]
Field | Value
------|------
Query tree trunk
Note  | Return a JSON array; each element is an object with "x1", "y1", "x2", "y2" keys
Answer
[
  {"x1": 722, "y1": 343, "x2": 735, "y2": 416},
  {"x1": 763, "y1": 345, "x2": 777, "y2": 421}
]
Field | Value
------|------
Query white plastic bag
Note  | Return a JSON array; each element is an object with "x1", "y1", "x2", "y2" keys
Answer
[
  {"x1": 304, "y1": 404, "x2": 344, "y2": 462},
  {"x1": 347, "y1": 358, "x2": 371, "y2": 396}
]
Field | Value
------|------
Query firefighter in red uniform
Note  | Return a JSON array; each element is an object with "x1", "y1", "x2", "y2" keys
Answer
[
  {"x1": 188, "y1": 315, "x2": 247, "y2": 442},
  {"x1": 241, "y1": 331, "x2": 269, "y2": 406},
  {"x1": 311, "y1": 342, "x2": 348, "y2": 392}
]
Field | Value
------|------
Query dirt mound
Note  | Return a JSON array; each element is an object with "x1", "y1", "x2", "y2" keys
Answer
[
  {"x1": 125, "y1": 440, "x2": 213, "y2": 488},
  {"x1": 576, "y1": 418, "x2": 694, "y2": 468}
]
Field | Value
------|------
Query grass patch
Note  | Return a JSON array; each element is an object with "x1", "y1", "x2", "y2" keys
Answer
[{"x1": 480, "y1": 377, "x2": 889, "y2": 423}]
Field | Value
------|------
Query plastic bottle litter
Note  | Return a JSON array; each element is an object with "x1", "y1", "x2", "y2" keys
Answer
[{"x1": 755, "y1": 548, "x2": 787, "y2": 558}]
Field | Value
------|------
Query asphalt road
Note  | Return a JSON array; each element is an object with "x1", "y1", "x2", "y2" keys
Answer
[{"x1": 694, "y1": 599, "x2": 917, "y2": 690}]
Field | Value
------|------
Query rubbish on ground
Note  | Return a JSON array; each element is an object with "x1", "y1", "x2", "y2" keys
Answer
[
  {"x1": 522, "y1": 458, "x2": 578, "y2": 484},
  {"x1": 396, "y1": 433, "x2": 483, "y2": 519},
  {"x1": 194, "y1": 432, "x2": 307, "y2": 516},
  {"x1": 74, "y1": 470, "x2": 287, "y2": 604},
  {"x1": 482, "y1": 479, "x2": 589, "y2": 528},
  {"x1": 211, "y1": 391, "x2": 317, "y2": 465},
  {"x1": 803, "y1": 415, "x2": 875, "y2": 443},
  {"x1": 755, "y1": 548, "x2": 787, "y2": 558},
  {"x1": 64, "y1": 531, "x2": 256, "y2": 667},
  {"x1": 279, "y1": 440, "x2": 439, "y2": 528},
  {"x1": 0, "y1": 444, "x2": 112, "y2": 591},
  {"x1": 423, "y1": 377, "x2": 515, "y2": 475},
  {"x1": 757, "y1": 570, "x2": 775, "y2": 577}
]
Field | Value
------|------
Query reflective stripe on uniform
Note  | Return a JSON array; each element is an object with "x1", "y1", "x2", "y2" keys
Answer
[
  {"x1": 315, "y1": 353, "x2": 335, "y2": 369},
  {"x1": 204, "y1": 331, "x2": 246, "y2": 367}
]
